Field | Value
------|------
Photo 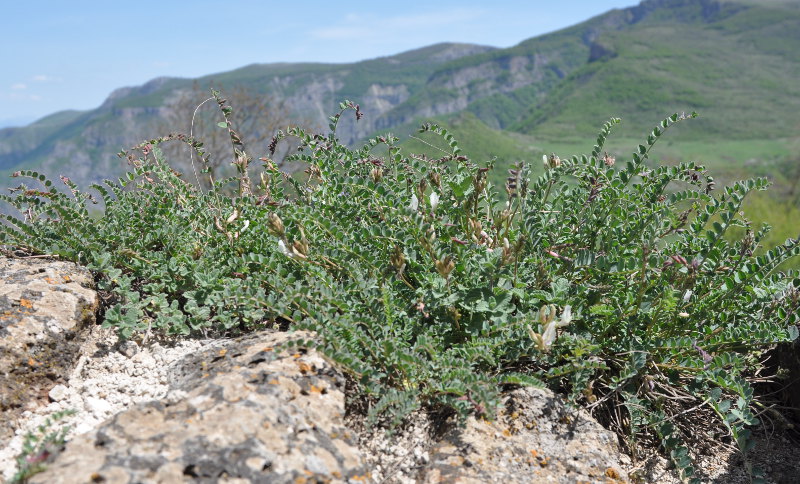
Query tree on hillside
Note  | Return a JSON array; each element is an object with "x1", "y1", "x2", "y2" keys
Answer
[{"x1": 155, "y1": 82, "x2": 309, "y2": 189}]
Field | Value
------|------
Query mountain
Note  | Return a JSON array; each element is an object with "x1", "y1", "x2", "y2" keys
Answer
[
  {"x1": 0, "y1": 43, "x2": 497, "y2": 186},
  {"x1": 1, "y1": 0, "x2": 798, "y2": 191},
  {"x1": 511, "y1": 0, "x2": 800, "y2": 140}
]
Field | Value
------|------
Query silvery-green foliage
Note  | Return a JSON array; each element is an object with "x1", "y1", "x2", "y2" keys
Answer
[{"x1": 2, "y1": 98, "x2": 798, "y2": 483}]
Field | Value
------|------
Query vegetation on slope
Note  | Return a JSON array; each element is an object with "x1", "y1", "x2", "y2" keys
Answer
[{"x1": 2, "y1": 93, "x2": 798, "y2": 483}]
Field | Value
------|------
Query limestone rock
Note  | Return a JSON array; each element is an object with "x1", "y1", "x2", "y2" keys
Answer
[
  {"x1": 420, "y1": 387, "x2": 627, "y2": 484},
  {"x1": 29, "y1": 330, "x2": 369, "y2": 484},
  {"x1": 0, "y1": 256, "x2": 98, "y2": 442}
]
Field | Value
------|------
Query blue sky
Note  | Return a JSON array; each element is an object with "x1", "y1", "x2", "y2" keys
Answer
[{"x1": 1, "y1": 0, "x2": 637, "y2": 128}]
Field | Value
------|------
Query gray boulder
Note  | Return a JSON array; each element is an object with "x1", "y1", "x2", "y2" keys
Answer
[
  {"x1": 29, "y1": 330, "x2": 369, "y2": 483},
  {"x1": 0, "y1": 256, "x2": 98, "y2": 443},
  {"x1": 420, "y1": 387, "x2": 627, "y2": 484}
]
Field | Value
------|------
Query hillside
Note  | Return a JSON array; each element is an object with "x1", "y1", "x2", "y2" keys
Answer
[
  {"x1": 1, "y1": 0, "x2": 798, "y2": 192},
  {"x1": 511, "y1": 0, "x2": 800, "y2": 141}
]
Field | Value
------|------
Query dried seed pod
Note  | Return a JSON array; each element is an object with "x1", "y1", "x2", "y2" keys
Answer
[
  {"x1": 268, "y1": 213, "x2": 285, "y2": 237},
  {"x1": 429, "y1": 171, "x2": 441, "y2": 189},
  {"x1": 291, "y1": 239, "x2": 308, "y2": 258},
  {"x1": 435, "y1": 255, "x2": 455, "y2": 279},
  {"x1": 391, "y1": 245, "x2": 406, "y2": 274},
  {"x1": 417, "y1": 178, "x2": 428, "y2": 199}
]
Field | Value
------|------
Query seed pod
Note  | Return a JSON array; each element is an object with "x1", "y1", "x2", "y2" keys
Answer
[
  {"x1": 391, "y1": 245, "x2": 406, "y2": 274},
  {"x1": 268, "y1": 213, "x2": 285, "y2": 237},
  {"x1": 429, "y1": 171, "x2": 441, "y2": 189},
  {"x1": 291, "y1": 239, "x2": 308, "y2": 258},
  {"x1": 435, "y1": 255, "x2": 455, "y2": 279},
  {"x1": 417, "y1": 178, "x2": 428, "y2": 200}
]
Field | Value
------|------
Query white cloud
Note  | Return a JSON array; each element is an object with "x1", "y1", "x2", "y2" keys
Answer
[
  {"x1": 309, "y1": 8, "x2": 487, "y2": 41},
  {"x1": 11, "y1": 83, "x2": 27, "y2": 90},
  {"x1": 31, "y1": 75, "x2": 61, "y2": 82},
  {"x1": 5, "y1": 92, "x2": 42, "y2": 101},
  {"x1": 311, "y1": 26, "x2": 361, "y2": 40}
]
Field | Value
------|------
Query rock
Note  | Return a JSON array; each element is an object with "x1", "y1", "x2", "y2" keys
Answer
[
  {"x1": 419, "y1": 387, "x2": 627, "y2": 483},
  {"x1": 84, "y1": 395, "x2": 114, "y2": 416},
  {"x1": 48, "y1": 384, "x2": 69, "y2": 402},
  {"x1": 29, "y1": 330, "x2": 370, "y2": 484},
  {"x1": 118, "y1": 339, "x2": 139, "y2": 358},
  {"x1": 0, "y1": 256, "x2": 98, "y2": 442}
]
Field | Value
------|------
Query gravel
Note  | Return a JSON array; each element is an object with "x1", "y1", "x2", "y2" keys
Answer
[{"x1": 0, "y1": 325, "x2": 214, "y2": 481}]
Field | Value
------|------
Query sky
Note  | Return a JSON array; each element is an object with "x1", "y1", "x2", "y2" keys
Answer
[{"x1": 0, "y1": 0, "x2": 637, "y2": 128}]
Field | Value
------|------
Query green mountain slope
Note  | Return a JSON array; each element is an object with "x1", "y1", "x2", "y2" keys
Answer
[
  {"x1": 1, "y1": 0, "x2": 798, "y2": 197},
  {"x1": 511, "y1": 0, "x2": 800, "y2": 141}
]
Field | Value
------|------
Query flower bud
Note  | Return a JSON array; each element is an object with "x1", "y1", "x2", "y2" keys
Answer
[
  {"x1": 226, "y1": 209, "x2": 239, "y2": 224},
  {"x1": 278, "y1": 240, "x2": 292, "y2": 257}
]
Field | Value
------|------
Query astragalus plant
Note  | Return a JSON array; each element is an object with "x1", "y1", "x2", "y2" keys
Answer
[{"x1": 2, "y1": 92, "x2": 798, "y2": 483}]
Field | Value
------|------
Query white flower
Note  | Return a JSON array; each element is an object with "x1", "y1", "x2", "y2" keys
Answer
[
  {"x1": 561, "y1": 305, "x2": 572, "y2": 324},
  {"x1": 240, "y1": 220, "x2": 250, "y2": 234},
  {"x1": 226, "y1": 209, "x2": 239, "y2": 224},
  {"x1": 429, "y1": 191, "x2": 440, "y2": 212},
  {"x1": 530, "y1": 305, "x2": 572, "y2": 352},
  {"x1": 410, "y1": 194, "x2": 419, "y2": 211},
  {"x1": 278, "y1": 239, "x2": 292, "y2": 257}
]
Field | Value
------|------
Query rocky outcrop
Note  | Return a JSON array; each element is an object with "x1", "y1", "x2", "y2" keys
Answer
[
  {"x1": 0, "y1": 256, "x2": 98, "y2": 443},
  {"x1": 421, "y1": 387, "x2": 626, "y2": 483},
  {"x1": 1, "y1": 256, "x2": 635, "y2": 483},
  {"x1": 29, "y1": 330, "x2": 369, "y2": 483}
]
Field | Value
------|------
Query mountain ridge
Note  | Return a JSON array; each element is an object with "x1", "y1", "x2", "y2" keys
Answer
[{"x1": 1, "y1": 0, "x2": 798, "y2": 190}]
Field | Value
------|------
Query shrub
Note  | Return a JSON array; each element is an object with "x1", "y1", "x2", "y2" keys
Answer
[{"x1": 2, "y1": 92, "x2": 798, "y2": 482}]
